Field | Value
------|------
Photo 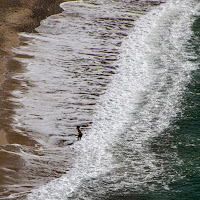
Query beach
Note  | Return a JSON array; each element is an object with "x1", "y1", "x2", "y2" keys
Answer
[
  {"x1": 0, "y1": 0, "x2": 67, "y2": 143},
  {"x1": 0, "y1": 1, "x2": 163, "y2": 198},
  {"x1": 1, "y1": 0, "x2": 199, "y2": 199},
  {"x1": 0, "y1": 0, "x2": 68, "y2": 198},
  {"x1": 0, "y1": 0, "x2": 65, "y2": 81}
]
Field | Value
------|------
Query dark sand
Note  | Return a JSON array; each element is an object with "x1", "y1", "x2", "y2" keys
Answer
[{"x1": 0, "y1": 0, "x2": 71, "y2": 198}]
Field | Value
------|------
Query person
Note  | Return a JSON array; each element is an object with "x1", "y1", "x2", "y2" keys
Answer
[{"x1": 77, "y1": 126, "x2": 82, "y2": 140}]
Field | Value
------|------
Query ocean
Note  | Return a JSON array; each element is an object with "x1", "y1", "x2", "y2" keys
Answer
[{"x1": 3, "y1": 0, "x2": 200, "y2": 199}]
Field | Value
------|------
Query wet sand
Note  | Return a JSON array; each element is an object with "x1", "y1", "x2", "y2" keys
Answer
[
  {"x1": 0, "y1": 0, "x2": 71, "y2": 198},
  {"x1": 0, "y1": 0, "x2": 70, "y2": 144}
]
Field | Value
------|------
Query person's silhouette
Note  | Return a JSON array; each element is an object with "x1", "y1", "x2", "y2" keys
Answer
[{"x1": 77, "y1": 126, "x2": 82, "y2": 140}]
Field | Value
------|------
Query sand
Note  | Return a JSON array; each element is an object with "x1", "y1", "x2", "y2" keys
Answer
[
  {"x1": 0, "y1": 0, "x2": 69, "y2": 146},
  {"x1": 0, "y1": 1, "x2": 71, "y2": 197}
]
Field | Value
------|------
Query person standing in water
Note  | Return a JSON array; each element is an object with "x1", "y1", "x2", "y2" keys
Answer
[{"x1": 77, "y1": 126, "x2": 82, "y2": 140}]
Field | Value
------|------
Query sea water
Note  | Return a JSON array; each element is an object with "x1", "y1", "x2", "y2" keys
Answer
[{"x1": 8, "y1": 0, "x2": 200, "y2": 199}]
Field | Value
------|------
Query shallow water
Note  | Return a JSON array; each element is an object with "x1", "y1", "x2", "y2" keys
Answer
[{"x1": 1, "y1": 0, "x2": 200, "y2": 199}]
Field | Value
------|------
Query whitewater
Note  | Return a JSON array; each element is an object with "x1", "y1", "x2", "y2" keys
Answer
[{"x1": 7, "y1": 0, "x2": 199, "y2": 199}]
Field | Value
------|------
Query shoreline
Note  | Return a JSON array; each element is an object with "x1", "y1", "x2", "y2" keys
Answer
[
  {"x1": 0, "y1": 0, "x2": 71, "y2": 197},
  {"x1": 0, "y1": 0, "x2": 165, "y2": 198},
  {"x1": 0, "y1": 0, "x2": 163, "y2": 146},
  {"x1": 0, "y1": 0, "x2": 71, "y2": 145}
]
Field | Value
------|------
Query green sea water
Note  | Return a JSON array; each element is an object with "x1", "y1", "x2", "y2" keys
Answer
[
  {"x1": 144, "y1": 13, "x2": 200, "y2": 200},
  {"x1": 169, "y1": 15, "x2": 200, "y2": 200},
  {"x1": 107, "y1": 11, "x2": 200, "y2": 200},
  {"x1": 143, "y1": 13, "x2": 200, "y2": 200}
]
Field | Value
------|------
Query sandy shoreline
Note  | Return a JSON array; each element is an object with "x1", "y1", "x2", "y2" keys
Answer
[
  {"x1": 0, "y1": 0, "x2": 69, "y2": 145},
  {"x1": 0, "y1": 0, "x2": 70, "y2": 197},
  {"x1": 0, "y1": 0, "x2": 163, "y2": 146},
  {"x1": 0, "y1": 0, "x2": 165, "y2": 198}
]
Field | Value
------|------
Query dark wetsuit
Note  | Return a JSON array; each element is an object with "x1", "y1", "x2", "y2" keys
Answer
[
  {"x1": 78, "y1": 133, "x2": 82, "y2": 140},
  {"x1": 77, "y1": 127, "x2": 82, "y2": 140}
]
